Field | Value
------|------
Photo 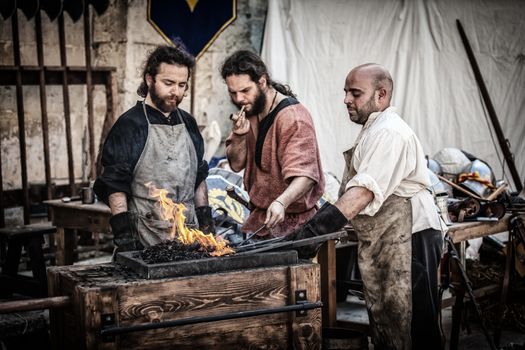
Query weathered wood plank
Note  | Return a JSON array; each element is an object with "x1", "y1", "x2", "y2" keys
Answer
[
  {"x1": 47, "y1": 267, "x2": 63, "y2": 350},
  {"x1": 117, "y1": 268, "x2": 289, "y2": 323},
  {"x1": 81, "y1": 288, "x2": 119, "y2": 350},
  {"x1": 48, "y1": 266, "x2": 82, "y2": 349},
  {"x1": 319, "y1": 240, "x2": 337, "y2": 327},
  {"x1": 120, "y1": 320, "x2": 289, "y2": 350},
  {"x1": 290, "y1": 264, "x2": 322, "y2": 350},
  {"x1": 447, "y1": 215, "x2": 511, "y2": 243},
  {"x1": 51, "y1": 205, "x2": 110, "y2": 233}
]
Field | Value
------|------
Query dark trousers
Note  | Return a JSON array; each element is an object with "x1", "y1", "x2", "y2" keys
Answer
[{"x1": 411, "y1": 228, "x2": 444, "y2": 350}]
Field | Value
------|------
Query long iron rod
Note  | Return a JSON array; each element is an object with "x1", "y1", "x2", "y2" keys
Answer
[
  {"x1": 456, "y1": 19, "x2": 522, "y2": 192},
  {"x1": 0, "y1": 296, "x2": 71, "y2": 314},
  {"x1": 83, "y1": 3, "x2": 96, "y2": 180},
  {"x1": 12, "y1": 9, "x2": 30, "y2": 224},
  {"x1": 58, "y1": 14, "x2": 76, "y2": 195},
  {"x1": 35, "y1": 10, "x2": 53, "y2": 203},
  {"x1": 236, "y1": 230, "x2": 347, "y2": 255},
  {"x1": 101, "y1": 301, "x2": 322, "y2": 336}
]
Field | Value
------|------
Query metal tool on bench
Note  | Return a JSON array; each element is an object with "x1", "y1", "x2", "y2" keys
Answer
[
  {"x1": 235, "y1": 224, "x2": 267, "y2": 247},
  {"x1": 235, "y1": 230, "x2": 347, "y2": 255}
]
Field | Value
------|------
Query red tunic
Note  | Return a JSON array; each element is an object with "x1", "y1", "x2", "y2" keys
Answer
[{"x1": 229, "y1": 99, "x2": 325, "y2": 237}]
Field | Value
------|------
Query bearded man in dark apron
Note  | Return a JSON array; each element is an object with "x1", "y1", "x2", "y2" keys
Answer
[
  {"x1": 287, "y1": 64, "x2": 444, "y2": 349},
  {"x1": 94, "y1": 46, "x2": 214, "y2": 252}
]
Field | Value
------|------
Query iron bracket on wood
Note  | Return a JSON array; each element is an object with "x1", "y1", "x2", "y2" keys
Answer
[
  {"x1": 101, "y1": 313, "x2": 116, "y2": 342},
  {"x1": 295, "y1": 289, "x2": 308, "y2": 317}
]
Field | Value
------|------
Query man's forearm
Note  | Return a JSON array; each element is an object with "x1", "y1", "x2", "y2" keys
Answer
[
  {"x1": 194, "y1": 180, "x2": 209, "y2": 208},
  {"x1": 109, "y1": 192, "x2": 128, "y2": 215},
  {"x1": 335, "y1": 186, "x2": 374, "y2": 220},
  {"x1": 225, "y1": 133, "x2": 247, "y2": 172},
  {"x1": 275, "y1": 176, "x2": 315, "y2": 209}
]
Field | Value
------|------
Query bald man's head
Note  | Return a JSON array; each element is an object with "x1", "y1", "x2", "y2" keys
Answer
[
  {"x1": 344, "y1": 64, "x2": 394, "y2": 124},
  {"x1": 352, "y1": 63, "x2": 393, "y2": 103}
]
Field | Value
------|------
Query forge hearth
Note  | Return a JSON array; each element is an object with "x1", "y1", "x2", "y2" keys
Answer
[
  {"x1": 116, "y1": 250, "x2": 298, "y2": 279},
  {"x1": 48, "y1": 258, "x2": 321, "y2": 349}
]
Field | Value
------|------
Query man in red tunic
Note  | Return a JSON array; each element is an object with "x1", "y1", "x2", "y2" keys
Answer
[{"x1": 221, "y1": 50, "x2": 325, "y2": 238}]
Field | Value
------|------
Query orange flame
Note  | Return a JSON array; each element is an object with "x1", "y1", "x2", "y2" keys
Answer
[{"x1": 146, "y1": 182, "x2": 234, "y2": 256}]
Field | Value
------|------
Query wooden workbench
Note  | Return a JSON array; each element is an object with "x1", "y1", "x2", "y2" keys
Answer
[
  {"x1": 44, "y1": 199, "x2": 111, "y2": 265},
  {"x1": 447, "y1": 214, "x2": 513, "y2": 243}
]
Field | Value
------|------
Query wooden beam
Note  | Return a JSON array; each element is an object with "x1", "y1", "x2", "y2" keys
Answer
[
  {"x1": 58, "y1": 13, "x2": 76, "y2": 195},
  {"x1": 12, "y1": 9, "x2": 30, "y2": 224},
  {"x1": 35, "y1": 10, "x2": 53, "y2": 206},
  {"x1": 83, "y1": 3, "x2": 96, "y2": 180},
  {"x1": 447, "y1": 214, "x2": 511, "y2": 243},
  {"x1": 318, "y1": 240, "x2": 337, "y2": 328},
  {"x1": 0, "y1": 65, "x2": 116, "y2": 85},
  {"x1": 0, "y1": 296, "x2": 71, "y2": 314}
]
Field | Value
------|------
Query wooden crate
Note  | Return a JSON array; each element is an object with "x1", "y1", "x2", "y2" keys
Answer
[{"x1": 47, "y1": 262, "x2": 321, "y2": 349}]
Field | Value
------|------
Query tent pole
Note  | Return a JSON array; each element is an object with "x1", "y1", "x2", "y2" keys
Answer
[{"x1": 456, "y1": 19, "x2": 522, "y2": 192}]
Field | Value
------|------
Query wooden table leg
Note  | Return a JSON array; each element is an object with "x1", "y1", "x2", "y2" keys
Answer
[
  {"x1": 318, "y1": 239, "x2": 337, "y2": 328},
  {"x1": 449, "y1": 253, "x2": 466, "y2": 350},
  {"x1": 56, "y1": 227, "x2": 76, "y2": 265}
]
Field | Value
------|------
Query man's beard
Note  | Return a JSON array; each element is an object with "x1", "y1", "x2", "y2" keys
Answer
[
  {"x1": 149, "y1": 83, "x2": 180, "y2": 113},
  {"x1": 234, "y1": 85, "x2": 267, "y2": 117},
  {"x1": 352, "y1": 94, "x2": 379, "y2": 125}
]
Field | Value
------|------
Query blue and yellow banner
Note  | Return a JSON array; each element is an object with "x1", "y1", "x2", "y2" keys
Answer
[{"x1": 148, "y1": 0, "x2": 237, "y2": 59}]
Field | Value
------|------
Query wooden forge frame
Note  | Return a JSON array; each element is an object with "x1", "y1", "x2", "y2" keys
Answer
[{"x1": 48, "y1": 262, "x2": 322, "y2": 349}]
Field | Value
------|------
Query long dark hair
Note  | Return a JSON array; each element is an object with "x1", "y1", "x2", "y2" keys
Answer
[
  {"x1": 220, "y1": 50, "x2": 296, "y2": 98},
  {"x1": 137, "y1": 45, "x2": 195, "y2": 98}
]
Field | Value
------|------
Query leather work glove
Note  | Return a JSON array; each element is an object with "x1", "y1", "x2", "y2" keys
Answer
[
  {"x1": 110, "y1": 211, "x2": 140, "y2": 252},
  {"x1": 196, "y1": 206, "x2": 216, "y2": 234},
  {"x1": 285, "y1": 202, "x2": 348, "y2": 259}
]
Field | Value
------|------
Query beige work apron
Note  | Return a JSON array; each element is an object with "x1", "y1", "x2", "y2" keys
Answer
[
  {"x1": 128, "y1": 102, "x2": 198, "y2": 247},
  {"x1": 340, "y1": 147, "x2": 413, "y2": 350}
]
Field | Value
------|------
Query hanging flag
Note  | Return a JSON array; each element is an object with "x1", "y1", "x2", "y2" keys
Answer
[{"x1": 148, "y1": 0, "x2": 237, "y2": 59}]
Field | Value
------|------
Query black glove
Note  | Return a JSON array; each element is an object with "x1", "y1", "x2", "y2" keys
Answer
[
  {"x1": 285, "y1": 202, "x2": 348, "y2": 259},
  {"x1": 196, "y1": 206, "x2": 216, "y2": 234},
  {"x1": 110, "y1": 211, "x2": 140, "y2": 252}
]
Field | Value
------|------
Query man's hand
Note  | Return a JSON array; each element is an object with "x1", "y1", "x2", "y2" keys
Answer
[
  {"x1": 231, "y1": 108, "x2": 250, "y2": 136},
  {"x1": 265, "y1": 200, "x2": 286, "y2": 228},
  {"x1": 195, "y1": 206, "x2": 216, "y2": 234},
  {"x1": 109, "y1": 211, "x2": 139, "y2": 252},
  {"x1": 285, "y1": 202, "x2": 348, "y2": 259}
]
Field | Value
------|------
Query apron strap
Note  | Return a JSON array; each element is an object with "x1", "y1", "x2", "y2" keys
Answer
[
  {"x1": 175, "y1": 109, "x2": 187, "y2": 128},
  {"x1": 142, "y1": 101, "x2": 188, "y2": 130},
  {"x1": 142, "y1": 100, "x2": 151, "y2": 125}
]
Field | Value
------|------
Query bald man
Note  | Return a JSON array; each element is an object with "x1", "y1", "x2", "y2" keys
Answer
[{"x1": 288, "y1": 64, "x2": 444, "y2": 349}]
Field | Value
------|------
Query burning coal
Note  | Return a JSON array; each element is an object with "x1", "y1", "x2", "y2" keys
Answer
[
  {"x1": 145, "y1": 182, "x2": 234, "y2": 257},
  {"x1": 141, "y1": 240, "x2": 213, "y2": 264}
]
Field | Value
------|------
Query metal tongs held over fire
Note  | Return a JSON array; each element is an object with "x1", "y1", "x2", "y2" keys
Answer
[{"x1": 235, "y1": 224, "x2": 267, "y2": 247}]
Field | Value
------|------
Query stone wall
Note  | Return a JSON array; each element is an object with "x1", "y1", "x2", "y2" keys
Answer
[{"x1": 0, "y1": 0, "x2": 268, "y2": 193}]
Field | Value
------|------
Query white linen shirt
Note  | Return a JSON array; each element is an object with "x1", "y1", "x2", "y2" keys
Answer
[{"x1": 345, "y1": 107, "x2": 443, "y2": 233}]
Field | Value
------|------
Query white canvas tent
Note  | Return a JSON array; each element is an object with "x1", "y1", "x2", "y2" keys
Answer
[{"x1": 261, "y1": 0, "x2": 525, "y2": 191}]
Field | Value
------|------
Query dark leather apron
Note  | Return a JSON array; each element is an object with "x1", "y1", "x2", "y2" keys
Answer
[{"x1": 128, "y1": 102, "x2": 198, "y2": 247}]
